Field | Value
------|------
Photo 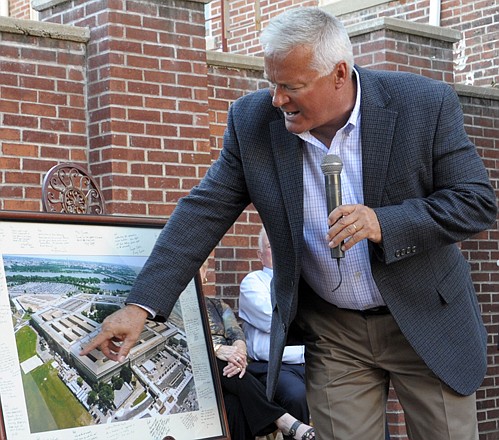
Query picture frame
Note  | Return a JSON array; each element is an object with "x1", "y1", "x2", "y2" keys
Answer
[{"x1": 0, "y1": 211, "x2": 229, "y2": 440}]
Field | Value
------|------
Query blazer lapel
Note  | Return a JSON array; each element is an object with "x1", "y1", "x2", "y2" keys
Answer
[
  {"x1": 357, "y1": 68, "x2": 398, "y2": 208},
  {"x1": 269, "y1": 119, "x2": 304, "y2": 256}
]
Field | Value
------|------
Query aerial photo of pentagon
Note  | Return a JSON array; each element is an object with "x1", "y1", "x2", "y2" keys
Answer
[{"x1": 4, "y1": 255, "x2": 198, "y2": 434}]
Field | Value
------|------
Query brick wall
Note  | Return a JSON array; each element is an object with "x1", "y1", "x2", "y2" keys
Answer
[
  {"x1": 207, "y1": 55, "x2": 268, "y2": 306},
  {"x1": 37, "y1": 0, "x2": 211, "y2": 217},
  {"x1": 330, "y1": 0, "x2": 498, "y2": 88},
  {"x1": 458, "y1": 86, "x2": 499, "y2": 438},
  {"x1": 206, "y1": 0, "x2": 498, "y2": 88},
  {"x1": 349, "y1": 17, "x2": 458, "y2": 83},
  {"x1": 207, "y1": 0, "x2": 317, "y2": 53},
  {"x1": 440, "y1": 0, "x2": 497, "y2": 87},
  {"x1": 7, "y1": 0, "x2": 30, "y2": 19},
  {"x1": 0, "y1": 18, "x2": 89, "y2": 212}
]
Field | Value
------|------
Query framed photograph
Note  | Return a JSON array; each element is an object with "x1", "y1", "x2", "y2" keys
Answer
[{"x1": 0, "y1": 211, "x2": 229, "y2": 440}]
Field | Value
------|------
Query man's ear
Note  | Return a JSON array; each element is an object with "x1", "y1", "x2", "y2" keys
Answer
[{"x1": 334, "y1": 61, "x2": 349, "y2": 85}]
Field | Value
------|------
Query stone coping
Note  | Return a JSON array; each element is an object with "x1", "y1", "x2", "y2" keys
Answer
[
  {"x1": 323, "y1": 0, "x2": 391, "y2": 17},
  {"x1": 206, "y1": 50, "x2": 499, "y2": 102},
  {"x1": 0, "y1": 15, "x2": 89, "y2": 42},
  {"x1": 32, "y1": 0, "x2": 210, "y2": 12},
  {"x1": 346, "y1": 17, "x2": 461, "y2": 43},
  {"x1": 455, "y1": 84, "x2": 499, "y2": 101},
  {"x1": 207, "y1": 50, "x2": 264, "y2": 71}
]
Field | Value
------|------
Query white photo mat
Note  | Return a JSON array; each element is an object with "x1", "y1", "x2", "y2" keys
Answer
[{"x1": 0, "y1": 214, "x2": 228, "y2": 440}]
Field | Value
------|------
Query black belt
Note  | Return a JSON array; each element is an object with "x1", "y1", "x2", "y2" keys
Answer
[{"x1": 342, "y1": 306, "x2": 390, "y2": 317}]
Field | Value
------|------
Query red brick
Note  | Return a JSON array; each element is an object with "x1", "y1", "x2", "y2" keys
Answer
[
  {"x1": 1, "y1": 86, "x2": 37, "y2": 101},
  {"x1": 2, "y1": 143, "x2": 38, "y2": 156},
  {"x1": 23, "y1": 130, "x2": 59, "y2": 144},
  {"x1": 5, "y1": 171, "x2": 40, "y2": 184},
  {"x1": 4, "y1": 199, "x2": 41, "y2": 211}
]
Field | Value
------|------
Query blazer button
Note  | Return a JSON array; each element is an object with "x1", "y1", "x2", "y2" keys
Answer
[
  {"x1": 395, "y1": 250, "x2": 401, "y2": 258},
  {"x1": 412, "y1": 246, "x2": 416, "y2": 253}
]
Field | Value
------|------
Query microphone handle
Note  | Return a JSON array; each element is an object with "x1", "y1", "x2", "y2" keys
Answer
[{"x1": 325, "y1": 174, "x2": 345, "y2": 259}]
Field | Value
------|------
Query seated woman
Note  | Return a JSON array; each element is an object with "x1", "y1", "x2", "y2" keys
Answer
[{"x1": 205, "y1": 296, "x2": 315, "y2": 440}]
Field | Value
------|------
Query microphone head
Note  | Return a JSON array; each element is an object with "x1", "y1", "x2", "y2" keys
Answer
[{"x1": 321, "y1": 154, "x2": 343, "y2": 176}]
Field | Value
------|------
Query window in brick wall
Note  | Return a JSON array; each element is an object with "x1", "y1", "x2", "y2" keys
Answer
[
  {"x1": 1, "y1": 0, "x2": 9, "y2": 16},
  {"x1": 205, "y1": 3, "x2": 217, "y2": 50}
]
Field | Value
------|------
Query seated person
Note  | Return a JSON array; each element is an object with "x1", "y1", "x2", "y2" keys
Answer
[
  {"x1": 239, "y1": 228, "x2": 392, "y2": 440},
  {"x1": 239, "y1": 227, "x2": 309, "y2": 423},
  {"x1": 204, "y1": 293, "x2": 315, "y2": 440}
]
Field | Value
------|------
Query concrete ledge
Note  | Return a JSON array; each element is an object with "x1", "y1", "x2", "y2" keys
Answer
[
  {"x1": 0, "y1": 16, "x2": 90, "y2": 43},
  {"x1": 455, "y1": 84, "x2": 499, "y2": 101},
  {"x1": 31, "y1": 0, "x2": 66, "y2": 12},
  {"x1": 207, "y1": 50, "x2": 264, "y2": 71},
  {"x1": 33, "y1": 0, "x2": 210, "y2": 12},
  {"x1": 323, "y1": 0, "x2": 391, "y2": 17},
  {"x1": 346, "y1": 17, "x2": 461, "y2": 43}
]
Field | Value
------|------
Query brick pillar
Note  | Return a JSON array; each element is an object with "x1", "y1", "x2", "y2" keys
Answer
[
  {"x1": 349, "y1": 17, "x2": 460, "y2": 84},
  {"x1": 0, "y1": 17, "x2": 89, "y2": 211},
  {"x1": 35, "y1": 0, "x2": 211, "y2": 216}
]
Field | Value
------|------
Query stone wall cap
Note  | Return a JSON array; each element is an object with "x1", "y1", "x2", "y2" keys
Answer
[
  {"x1": 323, "y1": 0, "x2": 390, "y2": 17},
  {"x1": 207, "y1": 51, "x2": 264, "y2": 71},
  {"x1": 346, "y1": 17, "x2": 461, "y2": 43},
  {"x1": 455, "y1": 84, "x2": 499, "y2": 101},
  {"x1": 0, "y1": 16, "x2": 90, "y2": 43},
  {"x1": 33, "y1": 0, "x2": 210, "y2": 11}
]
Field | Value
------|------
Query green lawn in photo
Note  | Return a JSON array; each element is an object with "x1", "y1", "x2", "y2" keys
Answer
[
  {"x1": 15, "y1": 325, "x2": 37, "y2": 362},
  {"x1": 21, "y1": 371, "x2": 58, "y2": 433},
  {"x1": 22, "y1": 362, "x2": 93, "y2": 433},
  {"x1": 133, "y1": 390, "x2": 147, "y2": 406}
]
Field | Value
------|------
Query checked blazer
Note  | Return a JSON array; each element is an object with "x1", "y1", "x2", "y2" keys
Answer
[{"x1": 127, "y1": 66, "x2": 497, "y2": 399}]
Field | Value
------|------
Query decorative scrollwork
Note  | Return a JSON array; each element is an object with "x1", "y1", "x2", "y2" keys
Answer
[{"x1": 42, "y1": 163, "x2": 106, "y2": 215}]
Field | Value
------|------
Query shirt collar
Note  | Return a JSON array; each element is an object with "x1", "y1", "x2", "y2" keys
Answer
[{"x1": 263, "y1": 266, "x2": 273, "y2": 277}]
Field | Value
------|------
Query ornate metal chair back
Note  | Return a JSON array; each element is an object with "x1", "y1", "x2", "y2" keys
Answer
[{"x1": 42, "y1": 163, "x2": 106, "y2": 215}]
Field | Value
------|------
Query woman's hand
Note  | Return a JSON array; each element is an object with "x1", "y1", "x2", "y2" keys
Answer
[{"x1": 216, "y1": 344, "x2": 247, "y2": 378}]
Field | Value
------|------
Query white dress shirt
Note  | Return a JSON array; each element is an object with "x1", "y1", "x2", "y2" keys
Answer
[
  {"x1": 298, "y1": 68, "x2": 384, "y2": 310},
  {"x1": 239, "y1": 267, "x2": 305, "y2": 364}
]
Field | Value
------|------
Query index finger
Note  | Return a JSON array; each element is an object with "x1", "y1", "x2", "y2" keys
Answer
[{"x1": 79, "y1": 330, "x2": 113, "y2": 356}]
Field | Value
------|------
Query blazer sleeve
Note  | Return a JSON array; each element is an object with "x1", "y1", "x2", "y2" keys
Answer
[
  {"x1": 373, "y1": 83, "x2": 496, "y2": 265},
  {"x1": 126, "y1": 98, "x2": 256, "y2": 318}
]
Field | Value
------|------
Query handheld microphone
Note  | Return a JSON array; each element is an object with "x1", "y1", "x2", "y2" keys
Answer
[{"x1": 320, "y1": 154, "x2": 345, "y2": 259}]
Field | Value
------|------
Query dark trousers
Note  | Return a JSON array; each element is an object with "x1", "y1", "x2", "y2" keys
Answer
[
  {"x1": 216, "y1": 358, "x2": 285, "y2": 439},
  {"x1": 247, "y1": 361, "x2": 309, "y2": 423}
]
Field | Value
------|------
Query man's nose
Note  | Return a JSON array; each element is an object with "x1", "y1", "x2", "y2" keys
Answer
[{"x1": 270, "y1": 86, "x2": 288, "y2": 107}]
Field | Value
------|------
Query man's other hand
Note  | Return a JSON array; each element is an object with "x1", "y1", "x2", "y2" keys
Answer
[{"x1": 79, "y1": 304, "x2": 148, "y2": 362}]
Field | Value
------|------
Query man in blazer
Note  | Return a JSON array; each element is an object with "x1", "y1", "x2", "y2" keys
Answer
[{"x1": 82, "y1": 7, "x2": 497, "y2": 440}]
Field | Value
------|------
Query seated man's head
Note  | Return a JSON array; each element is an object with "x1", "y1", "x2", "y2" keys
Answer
[{"x1": 257, "y1": 227, "x2": 273, "y2": 269}]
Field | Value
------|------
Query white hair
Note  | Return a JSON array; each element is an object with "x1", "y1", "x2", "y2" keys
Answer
[
  {"x1": 258, "y1": 226, "x2": 268, "y2": 253},
  {"x1": 260, "y1": 7, "x2": 354, "y2": 77}
]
